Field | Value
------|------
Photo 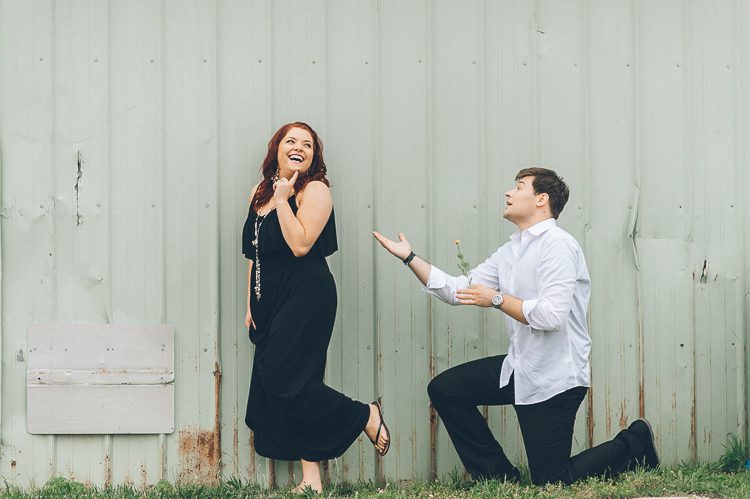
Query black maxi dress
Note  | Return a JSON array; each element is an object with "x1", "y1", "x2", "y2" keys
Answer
[{"x1": 242, "y1": 194, "x2": 370, "y2": 461}]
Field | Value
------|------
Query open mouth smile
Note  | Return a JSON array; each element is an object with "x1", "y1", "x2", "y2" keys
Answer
[{"x1": 289, "y1": 154, "x2": 304, "y2": 164}]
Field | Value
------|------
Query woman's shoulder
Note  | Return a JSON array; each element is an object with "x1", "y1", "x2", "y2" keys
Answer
[
  {"x1": 248, "y1": 182, "x2": 260, "y2": 203},
  {"x1": 296, "y1": 180, "x2": 331, "y2": 204}
]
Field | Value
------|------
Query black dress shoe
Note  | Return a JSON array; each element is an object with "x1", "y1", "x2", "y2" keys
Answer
[{"x1": 628, "y1": 418, "x2": 660, "y2": 469}]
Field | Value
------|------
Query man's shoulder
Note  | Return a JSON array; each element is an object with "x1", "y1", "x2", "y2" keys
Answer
[{"x1": 544, "y1": 225, "x2": 583, "y2": 251}]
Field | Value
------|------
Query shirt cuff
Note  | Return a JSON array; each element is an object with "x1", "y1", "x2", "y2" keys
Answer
[{"x1": 522, "y1": 299, "x2": 539, "y2": 324}]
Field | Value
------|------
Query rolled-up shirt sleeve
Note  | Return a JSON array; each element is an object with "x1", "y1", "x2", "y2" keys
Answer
[
  {"x1": 422, "y1": 266, "x2": 467, "y2": 305},
  {"x1": 523, "y1": 238, "x2": 578, "y2": 331},
  {"x1": 422, "y1": 248, "x2": 502, "y2": 305}
]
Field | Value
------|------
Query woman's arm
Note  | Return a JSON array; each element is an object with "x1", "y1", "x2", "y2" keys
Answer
[{"x1": 274, "y1": 174, "x2": 332, "y2": 257}]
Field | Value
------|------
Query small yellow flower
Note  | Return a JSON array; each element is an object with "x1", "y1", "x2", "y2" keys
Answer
[{"x1": 454, "y1": 239, "x2": 461, "y2": 245}]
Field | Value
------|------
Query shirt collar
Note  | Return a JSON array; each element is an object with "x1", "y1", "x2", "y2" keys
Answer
[{"x1": 510, "y1": 217, "x2": 557, "y2": 241}]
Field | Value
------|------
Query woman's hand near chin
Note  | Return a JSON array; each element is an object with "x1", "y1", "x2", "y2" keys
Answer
[{"x1": 273, "y1": 171, "x2": 299, "y2": 201}]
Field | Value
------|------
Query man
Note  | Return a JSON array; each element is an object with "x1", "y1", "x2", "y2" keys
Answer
[{"x1": 373, "y1": 167, "x2": 658, "y2": 485}]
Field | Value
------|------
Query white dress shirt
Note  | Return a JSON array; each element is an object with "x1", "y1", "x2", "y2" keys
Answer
[{"x1": 424, "y1": 218, "x2": 591, "y2": 405}]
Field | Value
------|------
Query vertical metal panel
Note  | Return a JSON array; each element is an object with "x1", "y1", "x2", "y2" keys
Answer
[
  {"x1": 108, "y1": 0, "x2": 165, "y2": 486},
  {"x1": 374, "y1": 0, "x2": 432, "y2": 482},
  {"x1": 0, "y1": 0, "x2": 56, "y2": 486},
  {"x1": 636, "y1": 0, "x2": 695, "y2": 462},
  {"x1": 428, "y1": 0, "x2": 487, "y2": 477},
  {"x1": 215, "y1": 0, "x2": 274, "y2": 487},
  {"x1": 161, "y1": 0, "x2": 220, "y2": 484},
  {"x1": 324, "y1": 0, "x2": 378, "y2": 483},
  {"x1": 688, "y1": 0, "x2": 745, "y2": 462},
  {"x1": 1, "y1": 0, "x2": 749, "y2": 487},
  {"x1": 585, "y1": 0, "x2": 640, "y2": 449},
  {"x1": 533, "y1": 0, "x2": 592, "y2": 456}
]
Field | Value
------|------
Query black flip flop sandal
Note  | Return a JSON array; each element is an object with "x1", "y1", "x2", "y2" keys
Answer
[{"x1": 369, "y1": 401, "x2": 391, "y2": 456}]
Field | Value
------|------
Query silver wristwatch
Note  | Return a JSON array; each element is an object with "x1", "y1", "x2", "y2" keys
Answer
[{"x1": 491, "y1": 293, "x2": 504, "y2": 309}]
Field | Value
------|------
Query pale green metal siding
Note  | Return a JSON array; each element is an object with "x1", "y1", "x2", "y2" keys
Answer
[{"x1": 0, "y1": 0, "x2": 748, "y2": 487}]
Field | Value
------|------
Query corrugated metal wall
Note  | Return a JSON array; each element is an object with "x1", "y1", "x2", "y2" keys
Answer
[{"x1": 1, "y1": 0, "x2": 748, "y2": 487}]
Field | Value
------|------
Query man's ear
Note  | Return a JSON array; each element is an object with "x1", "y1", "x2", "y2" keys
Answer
[{"x1": 536, "y1": 192, "x2": 549, "y2": 207}]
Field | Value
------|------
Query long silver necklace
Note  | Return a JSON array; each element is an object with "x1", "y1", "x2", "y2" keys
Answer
[{"x1": 252, "y1": 211, "x2": 266, "y2": 300}]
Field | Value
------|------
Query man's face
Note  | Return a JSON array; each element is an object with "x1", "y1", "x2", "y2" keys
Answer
[{"x1": 503, "y1": 176, "x2": 540, "y2": 224}]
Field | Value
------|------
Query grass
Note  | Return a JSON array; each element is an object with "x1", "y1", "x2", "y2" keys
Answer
[{"x1": 1, "y1": 462, "x2": 750, "y2": 499}]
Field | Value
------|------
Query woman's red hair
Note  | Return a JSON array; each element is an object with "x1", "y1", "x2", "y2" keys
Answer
[{"x1": 252, "y1": 122, "x2": 330, "y2": 211}]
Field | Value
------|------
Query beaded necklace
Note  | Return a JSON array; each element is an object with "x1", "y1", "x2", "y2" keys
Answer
[{"x1": 252, "y1": 211, "x2": 267, "y2": 300}]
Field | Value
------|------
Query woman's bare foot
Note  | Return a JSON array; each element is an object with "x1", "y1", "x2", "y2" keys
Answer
[
  {"x1": 364, "y1": 402, "x2": 390, "y2": 455},
  {"x1": 292, "y1": 480, "x2": 322, "y2": 494}
]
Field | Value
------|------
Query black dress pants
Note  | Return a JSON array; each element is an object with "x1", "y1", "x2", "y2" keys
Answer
[{"x1": 427, "y1": 355, "x2": 651, "y2": 485}]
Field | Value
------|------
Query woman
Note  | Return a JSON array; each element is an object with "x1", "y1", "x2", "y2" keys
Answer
[{"x1": 242, "y1": 122, "x2": 390, "y2": 493}]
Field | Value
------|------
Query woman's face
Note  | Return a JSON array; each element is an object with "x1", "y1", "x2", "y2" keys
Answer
[{"x1": 277, "y1": 127, "x2": 314, "y2": 178}]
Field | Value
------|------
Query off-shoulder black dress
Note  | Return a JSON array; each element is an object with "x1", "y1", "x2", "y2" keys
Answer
[{"x1": 242, "y1": 194, "x2": 370, "y2": 461}]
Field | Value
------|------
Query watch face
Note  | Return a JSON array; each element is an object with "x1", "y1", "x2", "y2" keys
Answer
[{"x1": 492, "y1": 294, "x2": 503, "y2": 306}]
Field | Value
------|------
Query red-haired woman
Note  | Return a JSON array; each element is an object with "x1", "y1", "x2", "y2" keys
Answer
[{"x1": 242, "y1": 122, "x2": 390, "y2": 493}]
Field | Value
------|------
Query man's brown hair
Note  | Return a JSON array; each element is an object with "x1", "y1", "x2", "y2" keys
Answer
[{"x1": 515, "y1": 167, "x2": 570, "y2": 219}]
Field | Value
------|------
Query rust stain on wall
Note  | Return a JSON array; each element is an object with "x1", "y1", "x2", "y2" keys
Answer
[
  {"x1": 638, "y1": 382, "x2": 645, "y2": 418},
  {"x1": 586, "y1": 387, "x2": 594, "y2": 447},
  {"x1": 233, "y1": 418, "x2": 239, "y2": 476},
  {"x1": 619, "y1": 400, "x2": 628, "y2": 429},
  {"x1": 429, "y1": 403, "x2": 437, "y2": 480},
  {"x1": 690, "y1": 402, "x2": 697, "y2": 460},
  {"x1": 103, "y1": 454, "x2": 111, "y2": 488},
  {"x1": 178, "y1": 428, "x2": 220, "y2": 483},
  {"x1": 287, "y1": 461, "x2": 295, "y2": 486},
  {"x1": 212, "y1": 363, "x2": 222, "y2": 475},
  {"x1": 178, "y1": 365, "x2": 223, "y2": 484},
  {"x1": 248, "y1": 431, "x2": 256, "y2": 479},
  {"x1": 268, "y1": 458, "x2": 276, "y2": 488},
  {"x1": 322, "y1": 459, "x2": 330, "y2": 485}
]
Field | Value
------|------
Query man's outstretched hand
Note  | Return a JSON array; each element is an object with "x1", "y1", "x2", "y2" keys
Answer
[{"x1": 372, "y1": 231, "x2": 412, "y2": 261}]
